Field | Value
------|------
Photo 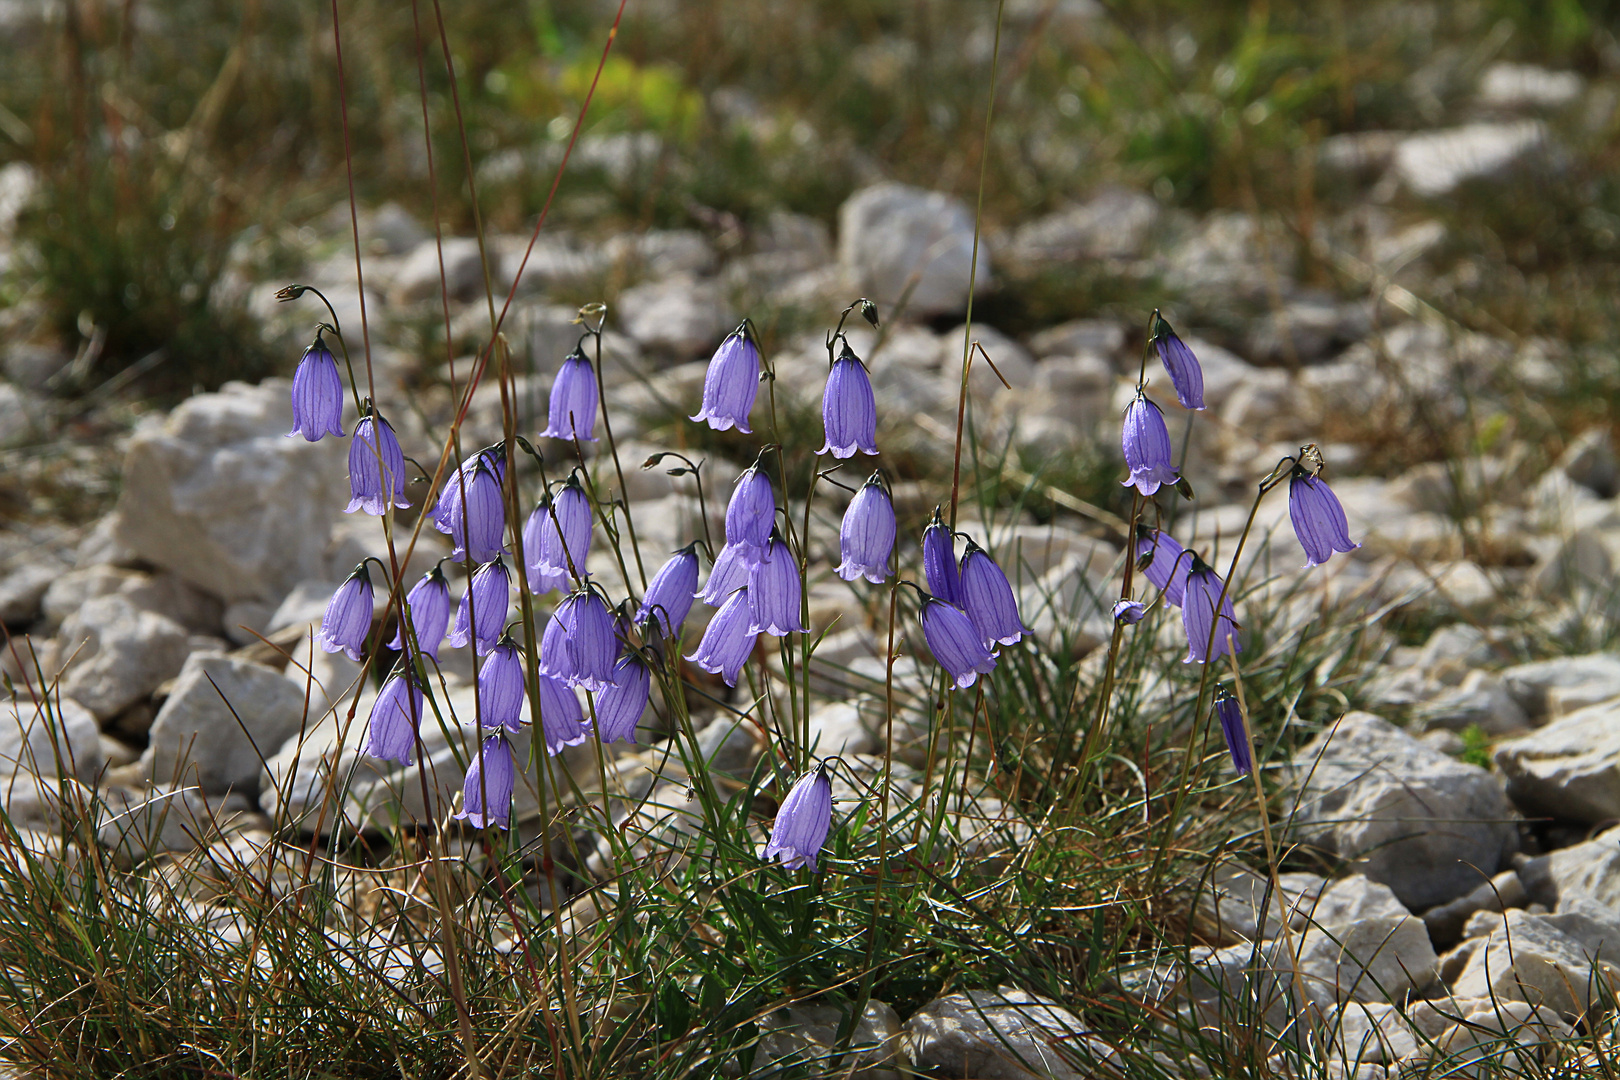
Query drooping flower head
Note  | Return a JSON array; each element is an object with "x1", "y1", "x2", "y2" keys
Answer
[
  {"x1": 958, "y1": 539, "x2": 1025, "y2": 648},
  {"x1": 457, "y1": 733, "x2": 516, "y2": 830},
  {"x1": 433, "y1": 447, "x2": 504, "y2": 534},
  {"x1": 686, "y1": 587, "x2": 759, "y2": 687},
  {"x1": 1151, "y1": 311, "x2": 1205, "y2": 411},
  {"x1": 316, "y1": 562, "x2": 374, "y2": 662},
  {"x1": 555, "y1": 588, "x2": 619, "y2": 692},
  {"x1": 637, "y1": 544, "x2": 700, "y2": 639},
  {"x1": 448, "y1": 556, "x2": 511, "y2": 656},
  {"x1": 748, "y1": 531, "x2": 807, "y2": 637},
  {"x1": 1181, "y1": 554, "x2": 1242, "y2": 665},
  {"x1": 1120, "y1": 394, "x2": 1179, "y2": 497},
  {"x1": 536, "y1": 673, "x2": 590, "y2": 755},
  {"x1": 363, "y1": 668, "x2": 422, "y2": 766},
  {"x1": 1135, "y1": 526, "x2": 1191, "y2": 608},
  {"x1": 763, "y1": 764, "x2": 833, "y2": 871},
  {"x1": 725, "y1": 463, "x2": 776, "y2": 566},
  {"x1": 1112, "y1": 599, "x2": 1147, "y2": 625},
  {"x1": 537, "y1": 604, "x2": 573, "y2": 681},
  {"x1": 922, "y1": 508, "x2": 964, "y2": 608},
  {"x1": 387, "y1": 564, "x2": 452, "y2": 661},
  {"x1": 347, "y1": 408, "x2": 411, "y2": 516},
  {"x1": 920, "y1": 595, "x2": 998, "y2": 690},
  {"x1": 441, "y1": 454, "x2": 506, "y2": 565},
  {"x1": 477, "y1": 635, "x2": 527, "y2": 732},
  {"x1": 288, "y1": 333, "x2": 345, "y2": 441},
  {"x1": 691, "y1": 324, "x2": 760, "y2": 433},
  {"x1": 525, "y1": 474, "x2": 593, "y2": 593},
  {"x1": 697, "y1": 541, "x2": 751, "y2": 607},
  {"x1": 594, "y1": 655, "x2": 650, "y2": 744},
  {"x1": 1213, "y1": 688, "x2": 1253, "y2": 775},
  {"x1": 1288, "y1": 464, "x2": 1360, "y2": 569},
  {"x1": 540, "y1": 344, "x2": 599, "y2": 442},
  {"x1": 836, "y1": 474, "x2": 895, "y2": 584},
  {"x1": 819, "y1": 339, "x2": 879, "y2": 459}
]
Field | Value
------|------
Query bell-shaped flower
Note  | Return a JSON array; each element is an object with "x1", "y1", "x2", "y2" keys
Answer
[
  {"x1": 441, "y1": 455, "x2": 506, "y2": 564},
  {"x1": 537, "y1": 605, "x2": 572, "y2": 681},
  {"x1": 448, "y1": 557, "x2": 511, "y2": 656},
  {"x1": 288, "y1": 334, "x2": 345, "y2": 441},
  {"x1": 1214, "y1": 690, "x2": 1253, "y2": 775},
  {"x1": 528, "y1": 476, "x2": 593, "y2": 589},
  {"x1": 922, "y1": 510, "x2": 964, "y2": 608},
  {"x1": 387, "y1": 565, "x2": 452, "y2": 661},
  {"x1": 690, "y1": 325, "x2": 760, "y2": 433},
  {"x1": 316, "y1": 563, "x2": 374, "y2": 661},
  {"x1": 1111, "y1": 599, "x2": 1147, "y2": 625},
  {"x1": 836, "y1": 475, "x2": 895, "y2": 584},
  {"x1": 347, "y1": 410, "x2": 411, "y2": 515},
  {"x1": 959, "y1": 540, "x2": 1025, "y2": 648},
  {"x1": 637, "y1": 545, "x2": 700, "y2": 638},
  {"x1": 477, "y1": 636, "x2": 527, "y2": 732},
  {"x1": 1152, "y1": 314, "x2": 1206, "y2": 411},
  {"x1": 1135, "y1": 527, "x2": 1190, "y2": 608},
  {"x1": 1289, "y1": 469, "x2": 1360, "y2": 569},
  {"x1": 457, "y1": 733, "x2": 516, "y2": 830},
  {"x1": 1121, "y1": 394, "x2": 1179, "y2": 497},
  {"x1": 363, "y1": 669, "x2": 422, "y2": 766},
  {"x1": 818, "y1": 344, "x2": 879, "y2": 458},
  {"x1": 432, "y1": 449, "x2": 504, "y2": 534},
  {"x1": 554, "y1": 589, "x2": 618, "y2": 692},
  {"x1": 540, "y1": 347, "x2": 598, "y2": 442},
  {"x1": 920, "y1": 597, "x2": 997, "y2": 690},
  {"x1": 696, "y1": 541, "x2": 750, "y2": 607},
  {"x1": 763, "y1": 766, "x2": 833, "y2": 871},
  {"x1": 725, "y1": 465, "x2": 777, "y2": 565},
  {"x1": 1181, "y1": 559, "x2": 1241, "y2": 665},
  {"x1": 748, "y1": 532, "x2": 807, "y2": 637},
  {"x1": 686, "y1": 587, "x2": 759, "y2": 687},
  {"x1": 593, "y1": 655, "x2": 650, "y2": 744},
  {"x1": 537, "y1": 673, "x2": 590, "y2": 755}
]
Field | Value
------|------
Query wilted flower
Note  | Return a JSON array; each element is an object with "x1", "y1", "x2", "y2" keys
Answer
[
  {"x1": 637, "y1": 545, "x2": 699, "y2": 638},
  {"x1": 763, "y1": 765, "x2": 833, "y2": 871},
  {"x1": 363, "y1": 669, "x2": 422, "y2": 766},
  {"x1": 836, "y1": 475, "x2": 895, "y2": 584},
  {"x1": 1152, "y1": 313, "x2": 1206, "y2": 411},
  {"x1": 819, "y1": 343, "x2": 879, "y2": 458},
  {"x1": 1181, "y1": 558, "x2": 1241, "y2": 665},
  {"x1": 1213, "y1": 689, "x2": 1253, "y2": 775},
  {"x1": 387, "y1": 565, "x2": 452, "y2": 661},
  {"x1": 690, "y1": 325, "x2": 760, "y2": 433},
  {"x1": 288, "y1": 334, "x2": 345, "y2": 441},
  {"x1": 725, "y1": 465, "x2": 776, "y2": 565},
  {"x1": 748, "y1": 532, "x2": 807, "y2": 637},
  {"x1": 1112, "y1": 599, "x2": 1147, "y2": 624},
  {"x1": 536, "y1": 673, "x2": 590, "y2": 754},
  {"x1": 1121, "y1": 394, "x2": 1179, "y2": 497},
  {"x1": 593, "y1": 655, "x2": 649, "y2": 744},
  {"x1": 1288, "y1": 468, "x2": 1360, "y2": 569},
  {"x1": 477, "y1": 636, "x2": 527, "y2": 731},
  {"x1": 922, "y1": 509, "x2": 964, "y2": 607},
  {"x1": 441, "y1": 455, "x2": 506, "y2": 565},
  {"x1": 920, "y1": 597, "x2": 997, "y2": 690},
  {"x1": 525, "y1": 478, "x2": 592, "y2": 593},
  {"x1": 316, "y1": 563, "x2": 374, "y2": 661},
  {"x1": 557, "y1": 588, "x2": 618, "y2": 692},
  {"x1": 686, "y1": 587, "x2": 759, "y2": 687},
  {"x1": 959, "y1": 541, "x2": 1025, "y2": 648},
  {"x1": 448, "y1": 557, "x2": 511, "y2": 656},
  {"x1": 540, "y1": 346, "x2": 599, "y2": 442},
  {"x1": 347, "y1": 411, "x2": 411, "y2": 516},
  {"x1": 1135, "y1": 527, "x2": 1190, "y2": 608},
  {"x1": 457, "y1": 733, "x2": 515, "y2": 830}
]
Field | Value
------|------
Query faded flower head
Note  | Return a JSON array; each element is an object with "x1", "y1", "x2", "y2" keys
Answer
[
  {"x1": 686, "y1": 587, "x2": 759, "y2": 687},
  {"x1": 387, "y1": 565, "x2": 452, "y2": 661},
  {"x1": 763, "y1": 765, "x2": 833, "y2": 871},
  {"x1": 690, "y1": 324, "x2": 760, "y2": 433},
  {"x1": 347, "y1": 410, "x2": 411, "y2": 516},
  {"x1": 288, "y1": 334, "x2": 345, "y2": 441},
  {"x1": 920, "y1": 596, "x2": 997, "y2": 690},
  {"x1": 836, "y1": 474, "x2": 895, "y2": 584},
  {"x1": 1288, "y1": 466, "x2": 1360, "y2": 569},
  {"x1": 819, "y1": 342, "x2": 879, "y2": 459},
  {"x1": 457, "y1": 733, "x2": 515, "y2": 830},
  {"x1": 541, "y1": 346, "x2": 599, "y2": 442},
  {"x1": 1151, "y1": 312, "x2": 1205, "y2": 411},
  {"x1": 1120, "y1": 394, "x2": 1179, "y2": 497},
  {"x1": 363, "y1": 669, "x2": 422, "y2": 766},
  {"x1": 316, "y1": 563, "x2": 374, "y2": 662}
]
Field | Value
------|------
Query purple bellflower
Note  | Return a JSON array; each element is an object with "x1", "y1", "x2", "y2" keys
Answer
[
  {"x1": 432, "y1": 448, "x2": 503, "y2": 532},
  {"x1": 726, "y1": 464, "x2": 777, "y2": 565},
  {"x1": 440, "y1": 455, "x2": 506, "y2": 565},
  {"x1": 477, "y1": 636, "x2": 527, "y2": 732},
  {"x1": 288, "y1": 334, "x2": 345, "y2": 441},
  {"x1": 593, "y1": 655, "x2": 650, "y2": 744},
  {"x1": 819, "y1": 342, "x2": 879, "y2": 458},
  {"x1": 347, "y1": 410, "x2": 411, "y2": 516},
  {"x1": 1152, "y1": 313, "x2": 1206, "y2": 411},
  {"x1": 556, "y1": 588, "x2": 619, "y2": 692},
  {"x1": 920, "y1": 596, "x2": 998, "y2": 690},
  {"x1": 1112, "y1": 599, "x2": 1147, "y2": 625},
  {"x1": 748, "y1": 532, "x2": 807, "y2": 637},
  {"x1": 1181, "y1": 557, "x2": 1242, "y2": 665},
  {"x1": 687, "y1": 587, "x2": 759, "y2": 687},
  {"x1": 836, "y1": 475, "x2": 896, "y2": 584},
  {"x1": 691, "y1": 325, "x2": 760, "y2": 433},
  {"x1": 697, "y1": 542, "x2": 751, "y2": 607},
  {"x1": 387, "y1": 565, "x2": 452, "y2": 661},
  {"x1": 637, "y1": 545, "x2": 700, "y2": 638},
  {"x1": 537, "y1": 674, "x2": 590, "y2": 754},
  {"x1": 537, "y1": 604, "x2": 572, "y2": 681},
  {"x1": 959, "y1": 540, "x2": 1025, "y2": 648},
  {"x1": 1213, "y1": 690, "x2": 1253, "y2": 775},
  {"x1": 448, "y1": 556, "x2": 511, "y2": 656},
  {"x1": 1289, "y1": 468, "x2": 1360, "y2": 569},
  {"x1": 525, "y1": 477, "x2": 593, "y2": 593},
  {"x1": 363, "y1": 669, "x2": 422, "y2": 766},
  {"x1": 541, "y1": 345, "x2": 599, "y2": 442},
  {"x1": 922, "y1": 509, "x2": 964, "y2": 608},
  {"x1": 1121, "y1": 394, "x2": 1179, "y2": 497},
  {"x1": 1135, "y1": 527, "x2": 1191, "y2": 608},
  {"x1": 457, "y1": 733, "x2": 516, "y2": 830},
  {"x1": 763, "y1": 765, "x2": 833, "y2": 871},
  {"x1": 317, "y1": 563, "x2": 374, "y2": 662}
]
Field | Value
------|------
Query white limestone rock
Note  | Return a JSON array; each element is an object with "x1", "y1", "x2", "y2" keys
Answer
[
  {"x1": 838, "y1": 183, "x2": 991, "y2": 318},
  {"x1": 142, "y1": 653, "x2": 309, "y2": 795}
]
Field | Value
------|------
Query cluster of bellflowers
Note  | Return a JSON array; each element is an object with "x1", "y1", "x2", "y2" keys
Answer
[{"x1": 1112, "y1": 313, "x2": 1360, "y2": 775}]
